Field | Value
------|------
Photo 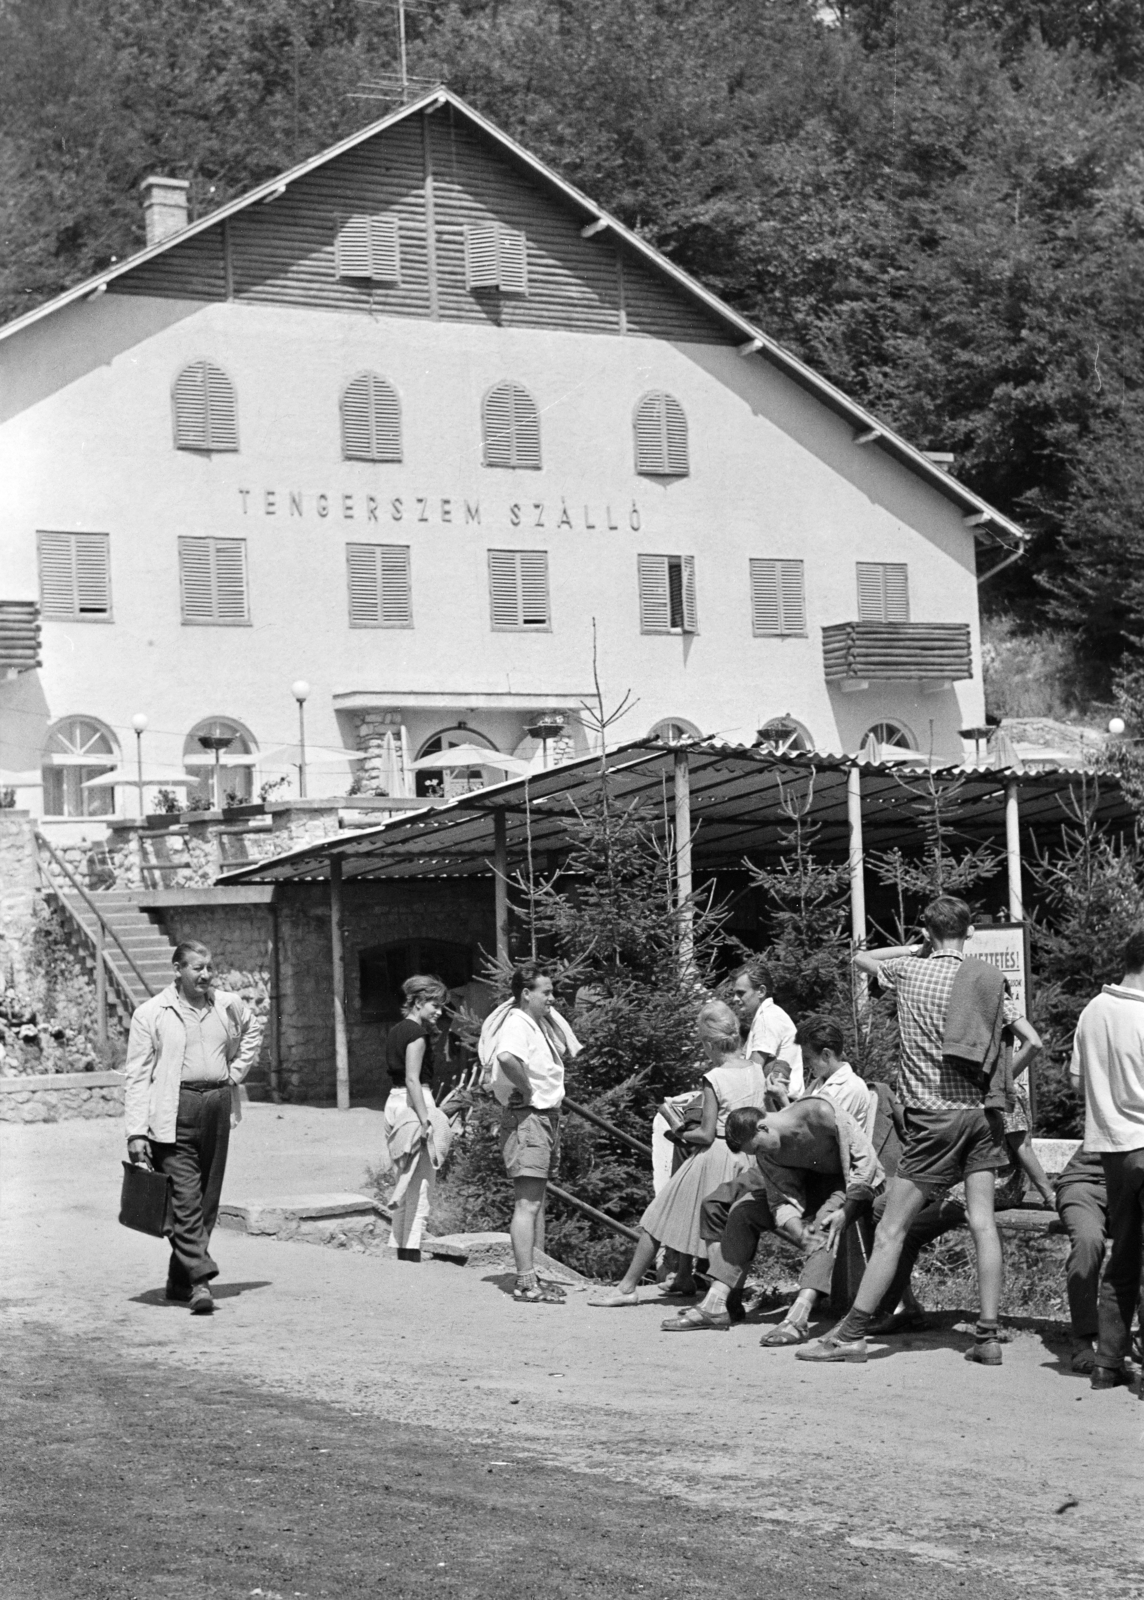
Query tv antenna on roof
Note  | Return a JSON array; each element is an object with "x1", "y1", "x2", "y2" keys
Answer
[{"x1": 349, "y1": 0, "x2": 442, "y2": 105}]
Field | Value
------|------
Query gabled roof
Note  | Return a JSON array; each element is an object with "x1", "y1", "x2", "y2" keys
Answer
[{"x1": 0, "y1": 87, "x2": 1022, "y2": 549}]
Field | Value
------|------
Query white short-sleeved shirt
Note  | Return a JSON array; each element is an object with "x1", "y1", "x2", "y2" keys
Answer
[
  {"x1": 798, "y1": 1060, "x2": 871, "y2": 1127},
  {"x1": 745, "y1": 998, "x2": 802, "y2": 1095},
  {"x1": 496, "y1": 1009, "x2": 570, "y2": 1110}
]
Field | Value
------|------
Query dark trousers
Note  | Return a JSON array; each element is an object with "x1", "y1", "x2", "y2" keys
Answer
[
  {"x1": 868, "y1": 1188, "x2": 967, "y2": 1316},
  {"x1": 1056, "y1": 1180, "x2": 1107, "y2": 1340},
  {"x1": 700, "y1": 1173, "x2": 844, "y2": 1296},
  {"x1": 1096, "y1": 1148, "x2": 1144, "y2": 1370},
  {"x1": 152, "y1": 1084, "x2": 231, "y2": 1289}
]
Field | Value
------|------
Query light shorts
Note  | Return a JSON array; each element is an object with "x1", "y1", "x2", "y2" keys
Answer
[
  {"x1": 500, "y1": 1104, "x2": 561, "y2": 1181},
  {"x1": 896, "y1": 1106, "x2": 1008, "y2": 1193}
]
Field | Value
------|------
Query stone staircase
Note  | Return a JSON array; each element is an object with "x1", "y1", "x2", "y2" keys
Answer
[{"x1": 56, "y1": 890, "x2": 176, "y2": 1023}]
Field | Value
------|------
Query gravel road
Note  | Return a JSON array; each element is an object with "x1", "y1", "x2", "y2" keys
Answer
[{"x1": 2, "y1": 1105, "x2": 1140, "y2": 1598}]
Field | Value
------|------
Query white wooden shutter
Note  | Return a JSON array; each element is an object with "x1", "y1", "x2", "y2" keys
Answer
[
  {"x1": 347, "y1": 544, "x2": 411, "y2": 627},
  {"x1": 633, "y1": 394, "x2": 666, "y2": 474},
  {"x1": 179, "y1": 538, "x2": 216, "y2": 621},
  {"x1": 681, "y1": 555, "x2": 699, "y2": 634},
  {"x1": 466, "y1": 223, "x2": 500, "y2": 289},
  {"x1": 74, "y1": 534, "x2": 112, "y2": 615},
  {"x1": 179, "y1": 537, "x2": 247, "y2": 623},
  {"x1": 213, "y1": 539, "x2": 247, "y2": 621},
  {"x1": 172, "y1": 361, "x2": 237, "y2": 451},
  {"x1": 367, "y1": 215, "x2": 400, "y2": 282},
  {"x1": 884, "y1": 563, "x2": 909, "y2": 621},
  {"x1": 750, "y1": 560, "x2": 781, "y2": 636},
  {"x1": 38, "y1": 533, "x2": 77, "y2": 617},
  {"x1": 633, "y1": 392, "x2": 688, "y2": 476},
  {"x1": 663, "y1": 395, "x2": 689, "y2": 475},
  {"x1": 341, "y1": 373, "x2": 402, "y2": 463},
  {"x1": 856, "y1": 562, "x2": 887, "y2": 622},
  {"x1": 779, "y1": 560, "x2": 806, "y2": 634},
  {"x1": 488, "y1": 550, "x2": 522, "y2": 628},
  {"x1": 637, "y1": 555, "x2": 671, "y2": 633},
  {"x1": 483, "y1": 382, "x2": 541, "y2": 469},
  {"x1": 498, "y1": 228, "x2": 528, "y2": 294},
  {"x1": 346, "y1": 543, "x2": 380, "y2": 625},
  {"x1": 335, "y1": 216, "x2": 372, "y2": 278},
  {"x1": 518, "y1": 551, "x2": 549, "y2": 627},
  {"x1": 378, "y1": 544, "x2": 412, "y2": 626}
]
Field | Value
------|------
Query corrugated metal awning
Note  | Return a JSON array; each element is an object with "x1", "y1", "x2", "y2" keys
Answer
[{"x1": 215, "y1": 740, "x2": 1132, "y2": 886}]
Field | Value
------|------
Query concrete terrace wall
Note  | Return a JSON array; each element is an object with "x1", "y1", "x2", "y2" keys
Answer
[
  {"x1": 0, "y1": 1069, "x2": 124, "y2": 1122},
  {"x1": 0, "y1": 810, "x2": 37, "y2": 991}
]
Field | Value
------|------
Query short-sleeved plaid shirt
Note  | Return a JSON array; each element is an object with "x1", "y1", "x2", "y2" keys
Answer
[{"x1": 877, "y1": 953, "x2": 1019, "y2": 1111}]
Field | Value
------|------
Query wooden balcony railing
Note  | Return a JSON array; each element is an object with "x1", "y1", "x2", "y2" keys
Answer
[{"x1": 822, "y1": 621, "x2": 973, "y2": 685}]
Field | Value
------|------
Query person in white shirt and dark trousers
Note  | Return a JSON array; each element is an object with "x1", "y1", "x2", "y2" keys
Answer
[
  {"x1": 1070, "y1": 929, "x2": 1144, "y2": 1391},
  {"x1": 123, "y1": 941, "x2": 262, "y2": 1314}
]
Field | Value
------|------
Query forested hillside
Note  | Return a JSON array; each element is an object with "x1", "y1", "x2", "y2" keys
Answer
[{"x1": 3, "y1": 0, "x2": 1144, "y2": 702}]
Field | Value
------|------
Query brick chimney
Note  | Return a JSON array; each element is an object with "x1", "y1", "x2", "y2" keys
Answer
[{"x1": 141, "y1": 176, "x2": 190, "y2": 245}]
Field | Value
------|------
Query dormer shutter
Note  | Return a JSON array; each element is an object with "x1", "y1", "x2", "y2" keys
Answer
[
  {"x1": 466, "y1": 223, "x2": 528, "y2": 293},
  {"x1": 335, "y1": 215, "x2": 401, "y2": 283}
]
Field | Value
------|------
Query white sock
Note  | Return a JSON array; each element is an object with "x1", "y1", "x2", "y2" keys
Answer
[{"x1": 701, "y1": 1282, "x2": 730, "y2": 1315}]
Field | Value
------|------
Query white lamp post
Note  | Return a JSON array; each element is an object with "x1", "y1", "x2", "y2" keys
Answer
[
  {"x1": 1109, "y1": 717, "x2": 1127, "y2": 737},
  {"x1": 292, "y1": 680, "x2": 311, "y2": 798},
  {"x1": 131, "y1": 713, "x2": 148, "y2": 817}
]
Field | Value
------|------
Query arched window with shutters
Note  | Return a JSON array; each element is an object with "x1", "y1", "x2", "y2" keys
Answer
[
  {"x1": 633, "y1": 391, "x2": 689, "y2": 477},
  {"x1": 42, "y1": 716, "x2": 119, "y2": 818},
  {"x1": 482, "y1": 381, "x2": 541, "y2": 470},
  {"x1": 171, "y1": 361, "x2": 239, "y2": 452},
  {"x1": 340, "y1": 373, "x2": 402, "y2": 463}
]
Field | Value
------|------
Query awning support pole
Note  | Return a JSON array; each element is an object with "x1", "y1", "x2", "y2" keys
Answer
[
  {"x1": 493, "y1": 809, "x2": 509, "y2": 966},
  {"x1": 847, "y1": 765, "x2": 867, "y2": 948},
  {"x1": 329, "y1": 856, "x2": 350, "y2": 1110},
  {"x1": 674, "y1": 749, "x2": 694, "y2": 970},
  {"x1": 1006, "y1": 780, "x2": 1024, "y2": 922}
]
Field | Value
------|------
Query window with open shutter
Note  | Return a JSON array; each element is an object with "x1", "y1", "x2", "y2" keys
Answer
[
  {"x1": 172, "y1": 361, "x2": 238, "y2": 452},
  {"x1": 466, "y1": 223, "x2": 528, "y2": 293},
  {"x1": 346, "y1": 543, "x2": 412, "y2": 628},
  {"x1": 340, "y1": 373, "x2": 402, "y2": 463},
  {"x1": 488, "y1": 549, "x2": 550, "y2": 630},
  {"x1": 482, "y1": 382, "x2": 541, "y2": 469},
  {"x1": 335, "y1": 214, "x2": 400, "y2": 283},
  {"x1": 37, "y1": 532, "x2": 112, "y2": 620},
  {"x1": 178, "y1": 537, "x2": 249, "y2": 625},
  {"x1": 638, "y1": 555, "x2": 698, "y2": 634},
  {"x1": 750, "y1": 559, "x2": 806, "y2": 637},
  {"x1": 633, "y1": 393, "x2": 689, "y2": 476},
  {"x1": 856, "y1": 562, "x2": 909, "y2": 623}
]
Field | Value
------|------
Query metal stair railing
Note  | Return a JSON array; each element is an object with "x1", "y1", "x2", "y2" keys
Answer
[{"x1": 35, "y1": 831, "x2": 156, "y2": 1042}]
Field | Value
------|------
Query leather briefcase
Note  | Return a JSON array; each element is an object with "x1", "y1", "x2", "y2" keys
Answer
[{"x1": 119, "y1": 1161, "x2": 173, "y2": 1237}]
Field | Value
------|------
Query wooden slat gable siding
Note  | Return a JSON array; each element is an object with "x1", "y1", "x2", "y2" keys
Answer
[{"x1": 108, "y1": 111, "x2": 732, "y2": 344}]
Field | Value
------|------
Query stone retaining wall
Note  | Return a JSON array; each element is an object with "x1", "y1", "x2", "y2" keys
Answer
[{"x1": 0, "y1": 1070, "x2": 124, "y2": 1122}]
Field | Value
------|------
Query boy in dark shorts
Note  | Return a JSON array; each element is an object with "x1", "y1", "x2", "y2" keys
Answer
[{"x1": 798, "y1": 894, "x2": 1042, "y2": 1366}]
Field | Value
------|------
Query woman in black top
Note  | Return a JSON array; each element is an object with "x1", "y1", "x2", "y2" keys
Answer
[{"x1": 383, "y1": 975, "x2": 446, "y2": 1261}]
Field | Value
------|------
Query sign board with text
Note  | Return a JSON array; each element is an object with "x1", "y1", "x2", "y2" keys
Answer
[{"x1": 964, "y1": 923, "x2": 1029, "y2": 1017}]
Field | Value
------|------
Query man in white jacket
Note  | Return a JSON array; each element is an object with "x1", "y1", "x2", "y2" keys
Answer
[
  {"x1": 124, "y1": 941, "x2": 262, "y2": 1314},
  {"x1": 1070, "y1": 929, "x2": 1144, "y2": 1390}
]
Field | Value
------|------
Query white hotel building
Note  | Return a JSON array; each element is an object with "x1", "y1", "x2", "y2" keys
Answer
[{"x1": 0, "y1": 89, "x2": 1022, "y2": 828}]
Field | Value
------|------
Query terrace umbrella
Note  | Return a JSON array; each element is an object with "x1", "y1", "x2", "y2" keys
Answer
[
  {"x1": 411, "y1": 744, "x2": 532, "y2": 776},
  {"x1": 0, "y1": 769, "x2": 44, "y2": 788},
  {"x1": 80, "y1": 766, "x2": 196, "y2": 791}
]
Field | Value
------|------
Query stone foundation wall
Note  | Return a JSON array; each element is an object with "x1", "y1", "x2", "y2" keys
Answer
[
  {"x1": 0, "y1": 811, "x2": 37, "y2": 993},
  {"x1": 0, "y1": 1069, "x2": 124, "y2": 1122}
]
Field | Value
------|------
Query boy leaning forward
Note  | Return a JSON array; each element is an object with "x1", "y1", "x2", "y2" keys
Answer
[{"x1": 797, "y1": 894, "x2": 1042, "y2": 1366}]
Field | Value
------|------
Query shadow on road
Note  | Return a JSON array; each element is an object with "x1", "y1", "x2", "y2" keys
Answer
[{"x1": 129, "y1": 1280, "x2": 272, "y2": 1308}]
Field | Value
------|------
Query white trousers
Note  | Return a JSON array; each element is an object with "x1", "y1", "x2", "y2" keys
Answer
[{"x1": 385, "y1": 1086, "x2": 436, "y2": 1250}]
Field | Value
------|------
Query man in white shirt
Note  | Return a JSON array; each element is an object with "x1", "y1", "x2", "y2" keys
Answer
[
  {"x1": 731, "y1": 960, "x2": 802, "y2": 1096},
  {"x1": 1070, "y1": 929, "x2": 1144, "y2": 1390}
]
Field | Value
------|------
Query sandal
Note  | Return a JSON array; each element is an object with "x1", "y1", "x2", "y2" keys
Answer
[
  {"x1": 588, "y1": 1288, "x2": 640, "y2": 1307},
  {"x1": 513, "y1": 1282, "x2": 565, "y2": 1304},
  {"x1": 661, "y1": 1305, "x2": 730, "y2": 1332},
  {"x1": 759, "y1": 1320, "x2": 811, "y2": 1347}
]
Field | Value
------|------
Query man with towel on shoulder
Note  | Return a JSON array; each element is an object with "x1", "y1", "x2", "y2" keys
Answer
[{"x1": 798, "y1": 895, "x2": 1042, "y2": 1367}]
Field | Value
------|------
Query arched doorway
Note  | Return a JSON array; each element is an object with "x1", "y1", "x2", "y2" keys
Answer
[
  {"x1": 42, "y1": 716, "x2": 119, "y2": 817},
  {"x1": 183, "y1": 717, "x2": 258, "y2": 808},
  {"x1": 414, "y1": 726, "x2": 498, "y2": 799}
]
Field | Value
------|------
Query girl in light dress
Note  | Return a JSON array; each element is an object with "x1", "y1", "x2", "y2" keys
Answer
[{"x1": 590, "y1": 1000, "x2": 770, "y2": 1307}]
